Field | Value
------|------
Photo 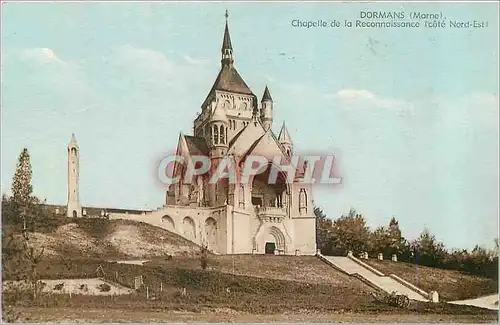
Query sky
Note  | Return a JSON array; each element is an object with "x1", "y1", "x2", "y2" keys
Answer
[{"x1": 1, "y1": 2, "x2": 498, "y2": 250}]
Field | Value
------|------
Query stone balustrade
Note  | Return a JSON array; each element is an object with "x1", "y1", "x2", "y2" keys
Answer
[{"x1": 255, "y1": 206, "x2": 287, "y2": 217}]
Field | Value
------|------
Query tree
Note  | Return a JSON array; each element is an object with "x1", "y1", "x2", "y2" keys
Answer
[
  {"x1": 10, "y1": 148, "x2": 37, "y2": 219},
  {"x1": 386, "y1": 217, "x2": 405, "y2": 255},
  {"x1": 315, "y1": 206, "x2": 333, "y2": 255},
  {"x1": 330, "y1": 209, "x2": 371, "y2": 255},
  {"x1": 412, "y1": 228, "x2": 447, "y2": 267},
  {"x1": 369, "y1": 226, "x2": 391, "y2": 256}
]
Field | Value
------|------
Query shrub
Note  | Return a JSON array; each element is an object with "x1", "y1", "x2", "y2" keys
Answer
[
  {"x1": 98, "y1": 283, "x2": 111, "y2": 292},
  {"x1": 53, "y1": 283, "x2": 64, "y2": 290},
  {"x1": 200, "y1": 245, "x2": 208, "y2": 270}
]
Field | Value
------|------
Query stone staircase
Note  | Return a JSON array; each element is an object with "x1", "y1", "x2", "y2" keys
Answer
[{"x1": 319, "y1": 255, "x2": 429, "y2": 302}]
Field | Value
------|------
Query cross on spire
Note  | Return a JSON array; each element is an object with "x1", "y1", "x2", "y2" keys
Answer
[{"x1": 225, "y1": 9, "x2": 229, "y2": 22}]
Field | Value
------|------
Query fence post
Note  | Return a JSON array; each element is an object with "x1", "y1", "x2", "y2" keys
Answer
[
  {"x1": 160, "y1": 282, "x2": 163, "y2": 292},
  {"x1": 146, "y1": 286, "x2": 149, "y2": 299}
]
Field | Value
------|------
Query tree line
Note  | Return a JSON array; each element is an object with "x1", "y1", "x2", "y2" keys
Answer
[{"x1": 315, "y1": 206, "x2": 498, "y2": 280}]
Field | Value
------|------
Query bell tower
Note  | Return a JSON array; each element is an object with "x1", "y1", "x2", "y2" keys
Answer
[{"x1": 67, "y1": 133, "x2": 81, "y2": 218}]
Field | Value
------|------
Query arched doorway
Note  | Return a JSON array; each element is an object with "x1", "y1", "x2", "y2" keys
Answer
[
  {"x1": 72, "y1": 210, "x2": 77, "y2": 218},
  {"x1": 264, "y1": 226, "x2": 286, "y2": 254},
  {"x1": 204, "y1": 217, "x2": 217, "y2": 250},
  {"x1": 182, "y1": 216, "x2": 196, "y2": 240},
  {"x1": 161, "y1": 215, "x2": 175, "y2": 231}
]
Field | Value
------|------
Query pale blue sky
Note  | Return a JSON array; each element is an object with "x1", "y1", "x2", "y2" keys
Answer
[{"x1": 2, "y1": 2, "x2": 498, "y2": 249}]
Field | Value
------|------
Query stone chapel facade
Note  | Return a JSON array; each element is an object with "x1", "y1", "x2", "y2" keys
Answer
[{"x1": 67, "y1": 14, "x2": 317, "y2": 255}]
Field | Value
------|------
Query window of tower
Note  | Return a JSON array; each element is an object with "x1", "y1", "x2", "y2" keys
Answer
[
  {"x1": 213, "y1": 125, "x2": 219, "y2": 145},
  {"x1": 224, "y1": 100, "x2": 231, "y2": 110},
  {"x1": 71, "y1": 148, "x2": 76, "y2": 155},
  {"x1": 220, "y1": 125, "x2": 225, "y2": 144}
]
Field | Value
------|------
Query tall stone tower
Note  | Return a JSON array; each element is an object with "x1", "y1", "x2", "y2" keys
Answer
[{"x1": 67, "y1": 133, "x2": 81, "y2": 218}]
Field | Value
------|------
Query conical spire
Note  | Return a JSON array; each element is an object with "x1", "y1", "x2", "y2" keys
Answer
[
  {"x1": 222, "y1": 10, "x2": 232, "y2": 51},
  {"x1": 68, "y1": 133, "x2": 78, "y2": 149},
  {"x1": 261, "y1": 85, "x2": 273, "y2": 102},
  {"x1": 211, "y1": 102, "x2": 229, "y2": 123},
  {"x1": 278, "y1": 122, "x2": 292, "y2": 144},
  {"x1": 221, "y1": 10, "x2": 234, "y2": 67}
]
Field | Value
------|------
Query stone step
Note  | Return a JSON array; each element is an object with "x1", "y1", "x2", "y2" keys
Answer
[{"x1": 323, "y1": 256, "x2": 428, "y2": 301}]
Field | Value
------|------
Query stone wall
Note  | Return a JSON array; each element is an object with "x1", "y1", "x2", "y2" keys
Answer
[{"x1": 291, "y1": 216, "x2": 317, "y2": 255}]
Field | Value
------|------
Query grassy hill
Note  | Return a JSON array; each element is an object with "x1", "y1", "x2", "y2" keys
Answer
[
  {"x1": 3, "y1": 217, "x2": 200, "y2": 260},
  {"x1": 4, "y1": 253, "x2": 497, "y2": 322},
  {"x1": 146, "y1": 255, "x2": 362, "y2": 285},
  {"x1": 364, "y1": 259, "x2": 498, "y2": 301}
]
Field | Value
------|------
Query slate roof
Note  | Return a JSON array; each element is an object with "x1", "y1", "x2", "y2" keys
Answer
[
  {"x1": 184, "y1": 135, "x2": 209, "y2": 156},
  {"x1": 261, "y1": 86, "x2": 273, "y2": 102},
  {"x1": 222, "y1": 22, "x2": 233, "y2": 51},
  {"x1": 209, "y1": 65, "x2": 254, "y2": 96}
]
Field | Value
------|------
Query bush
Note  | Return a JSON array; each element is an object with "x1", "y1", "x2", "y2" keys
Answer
[
  {"x1": 200, "y1": 245, "x2": 208, "y2": 270},
  {"x1": 98, "y1": 283, "x2": 111, "y2": 292},
  {"x1": 53, "y1": 283, "x2": 64, "y2": 291}
]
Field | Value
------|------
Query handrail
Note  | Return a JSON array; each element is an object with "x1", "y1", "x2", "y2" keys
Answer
[
  {"x1": 347, "y1": 254, "x2": 386, "y2": 276},
  {"x1": 389, "y1": 274, "x2": 429, "y2": 298}
]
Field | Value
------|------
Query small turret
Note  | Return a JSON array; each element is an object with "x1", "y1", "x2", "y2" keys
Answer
[
  {"x1": 260, "y1": 86, "x2": 273, "y2": 130},
  {"x1": 278, "y1": 122, "x2": 293, "y2": 156},
  {"x1": 207, "y1": 101, "x2": 229, "y2": 156}
]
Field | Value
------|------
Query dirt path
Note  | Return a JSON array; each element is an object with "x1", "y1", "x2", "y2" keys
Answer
[
  {"x1": 111, "y1": 259, "x2": 150, "y2": 265},
  {"x1": 11, "y1": 307, "x2": 498, "y2": 323},
  {"x1": 450, "y1": 294, "x2": 499, "y2": 311}
]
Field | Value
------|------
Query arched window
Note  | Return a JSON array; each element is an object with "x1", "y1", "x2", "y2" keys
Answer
[
  {"x1": 213, "y1": 125, "x2": 219, "y2": 145},
  {"x1": 220, "y1": 125, "x2": 225, "y2": 144}
]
